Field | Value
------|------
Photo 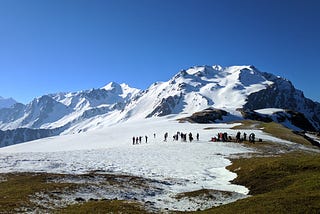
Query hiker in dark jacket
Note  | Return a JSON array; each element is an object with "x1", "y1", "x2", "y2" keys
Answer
[
  {"x1": 249, "y1": 133, "x2": 255, "y2": 143},
  {"x1": 236, "y1": 131, "x2": 241, "y2": 142},
  {"x1": 189, "y1": 132, "x2": 193, "y2": 142},
  {"x1": 164, "y1": 132, "x2": 168, "y2": 142},
  {"x1": 243, "y1": 132, "x2": 247, "y2": 141}
]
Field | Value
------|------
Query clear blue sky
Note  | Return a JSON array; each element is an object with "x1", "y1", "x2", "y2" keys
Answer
[{"x1": 0, "y1": 0, "x2": 319, "y2": 104}]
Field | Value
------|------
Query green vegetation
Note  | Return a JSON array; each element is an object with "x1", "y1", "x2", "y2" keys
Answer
[
  {"x1": 198, "y1": 152, "x2": 320, "y2": 213},
  {"x1": 0, "y1": 173, "x2": 150, "y2": 213},
  {"x1": 261, "y1": 122, "x2": 311, "y2": 146},
  {"x1": 0, "y1": 173, "x2": 78, "y2": 213},
  {"x1": 57, "y1": 200, "x2": 148, "y2": 214}
]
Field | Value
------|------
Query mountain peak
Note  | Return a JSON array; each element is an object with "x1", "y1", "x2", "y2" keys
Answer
[
  {"x1": 102, "y1": 81, "x2": 121, "y2": 89},
  {"x1": 102, "y1": 82, "x2": 123, "y2": 94},
  {"x1": 0, "y1": 96, "x2": 18, "y2": 109}
]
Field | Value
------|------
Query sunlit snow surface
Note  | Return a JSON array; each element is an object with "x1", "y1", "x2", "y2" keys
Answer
[{"x1": 0, "y1": 117, "x2": 301, "y2": 210}]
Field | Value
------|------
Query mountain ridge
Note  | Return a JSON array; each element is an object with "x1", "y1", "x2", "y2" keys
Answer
[
  {"x1": 0, "y1": 65, "x2": 319, "y2": 147},
  {"x1": 0, "y1": 96, "x2": 17, "y2": 109}
]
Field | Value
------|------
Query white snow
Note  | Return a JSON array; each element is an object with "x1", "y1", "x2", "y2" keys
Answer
[
  {"x1": 0, "y1": 116, "x2": 318, "y2": 210},
  {"x1": 306, "y1": 133, "x2": 320, "y2": 144},
  {"x1": 254, "y1": 108, "x2": 285, "y2": 115},
  {"x1": 0, "y1": 117, "x2": 253, "y2": 209}
]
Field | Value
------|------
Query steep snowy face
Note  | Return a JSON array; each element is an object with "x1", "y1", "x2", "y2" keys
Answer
[
  {"x1": 0, "y1": 96, "x2": 17, "y2": 109},
  {"x1": 22, "y1": 95, "x2": 71, "y2": 128},
  {"x1": 125, "y1": 65, "x2": 273, "y2": 119}
]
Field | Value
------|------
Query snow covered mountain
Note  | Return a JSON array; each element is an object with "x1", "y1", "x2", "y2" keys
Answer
[
  {"x1": 121, "y1": 65, "x2": 274, "y2": 119},
  {"x1": 120, "y1": 65, "x2": 320, "y2": 131},
  {"x1": 0, "y1": 96, "x2": 17, "y2": 109},
  {"x1": 0, "y1": 83, "x2": 140, "y2": 130},
  {"x1": 0, "y1": 65, "x2": 319, "y2": 147}
]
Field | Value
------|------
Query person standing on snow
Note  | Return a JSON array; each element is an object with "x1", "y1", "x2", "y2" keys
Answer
[
  {"x1": 236, "y1": 131, "x2": 241, "y2": 142},
  {"x1": 243, "y1": 132, "x2": 247, "y2": 141},
  {"x1": 164, "y1": 132, "x2": 168, "y2": 142}
]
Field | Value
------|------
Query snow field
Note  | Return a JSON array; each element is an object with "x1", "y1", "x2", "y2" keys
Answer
[{"x1": 0, "y1": 117, "x2": 305, "y2": 210}]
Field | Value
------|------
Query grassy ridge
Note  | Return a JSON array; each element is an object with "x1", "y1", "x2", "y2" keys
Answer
[
  {"x1": 199, "y1": 152, "x2": 320, "y2": 213},
  {"x1": 232, "y1": 120, "x2": 311, "y2": 146}
]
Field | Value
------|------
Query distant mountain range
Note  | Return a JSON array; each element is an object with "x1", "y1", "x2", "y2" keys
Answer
[
  {"x1": 1, "y1": 65, "x2": 319, "y2": 147},
  {"x1": 0, "y1": 96, "x2": 17, "y2": 109}
]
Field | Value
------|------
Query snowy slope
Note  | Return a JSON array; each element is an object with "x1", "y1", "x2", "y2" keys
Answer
[
  {"x1": 1, "y1": 118, "x2": 253, "y2": 211},
  {"x1": 1, "y1": 116, "x2": 316, "y2": 211}
]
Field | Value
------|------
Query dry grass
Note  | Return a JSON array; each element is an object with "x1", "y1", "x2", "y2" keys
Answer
[
  {"x1": 57, "y1": 200, "x2": 148, "y2": 214},
  {"x1": 232, "y1": 120, "x2": 311, "y2": 146}
]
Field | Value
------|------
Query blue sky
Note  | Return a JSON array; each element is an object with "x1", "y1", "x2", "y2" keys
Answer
[{"x1": 0, "y1": 0, "x2": 319, "y2": 104}]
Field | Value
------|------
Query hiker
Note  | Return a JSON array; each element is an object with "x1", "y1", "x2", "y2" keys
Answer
[
  {"x1": 236, "y1": 131, "x2": 241, "y2": 143},
  {"x1": 154, "y1": 133, "x2": 156, "y2": 138},
  {"x1": 243, "y1": 132, "x2": 247, "y2": 141},
  {"x1": 145, "y1": 135, "x2": 148, "y2": 143},
  {"x1": 189, "y1": 132, "x2": 193, "y2": 142},
  {"x1": 136, "y1": 137, "x2": 139, "y2": 144},
  {"x1": 223, "y1": 132, "x2": 228, "y2": 142},
  {"x1": 173, "y1": 134, "x2": 177, "y2": 141},
  {"x1": 196, "y1": 133, "x2": 199, "y2": 141},
  {"x1": 164, "y1": 132, "x2": 168, "y2": 142},
  {"x1": 132, "y1": 137, "x2": 136, "y2": 145},
  {"x1": 249, "y1": 133, "x2": 255, "y2": 143},
  {"x1": 182, "y1": 133, "x2": 187, "y2": 142}
]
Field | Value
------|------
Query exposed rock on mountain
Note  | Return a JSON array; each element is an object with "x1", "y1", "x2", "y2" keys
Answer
[
  {"x1": 1, "y1": 65, "x2": 320, "y2": 147},
  {"x1": 178, "y1": 108, "x2": 229, "y2": 123}
]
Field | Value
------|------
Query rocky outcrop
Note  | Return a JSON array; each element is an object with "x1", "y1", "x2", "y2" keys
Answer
[
  {"x1": 238, "y1": 108, "x2": 316, "y2": 132},
  {"x1": 178, "y1": 108, "x2": 228, "y2": 123},
  {"x1": 244, "y1": 73, "x2": 320, "y2": 131}
]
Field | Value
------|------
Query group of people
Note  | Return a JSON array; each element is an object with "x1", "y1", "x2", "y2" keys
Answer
[
  {"x1": 210, "y1": 131, "x2": 257, "y2": 143},
  {"x1": 212, "y1": 132, "x2": 231, "y2": 142},
  {"x1": 133, "y1": 131, "x2": 258, "y2": 145},
  {"x1": 132, "y1": 132, "x2": 200, "y2": 145},
  {"x1": 172, "y1": 132, "x2": 199, "y2": 142},
  {"x1": 132, "y1": 136, "x2": 148, "y2": 145},
  {"x1": 236, "y1": 131, "x2": 256, "y2": 143}
]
